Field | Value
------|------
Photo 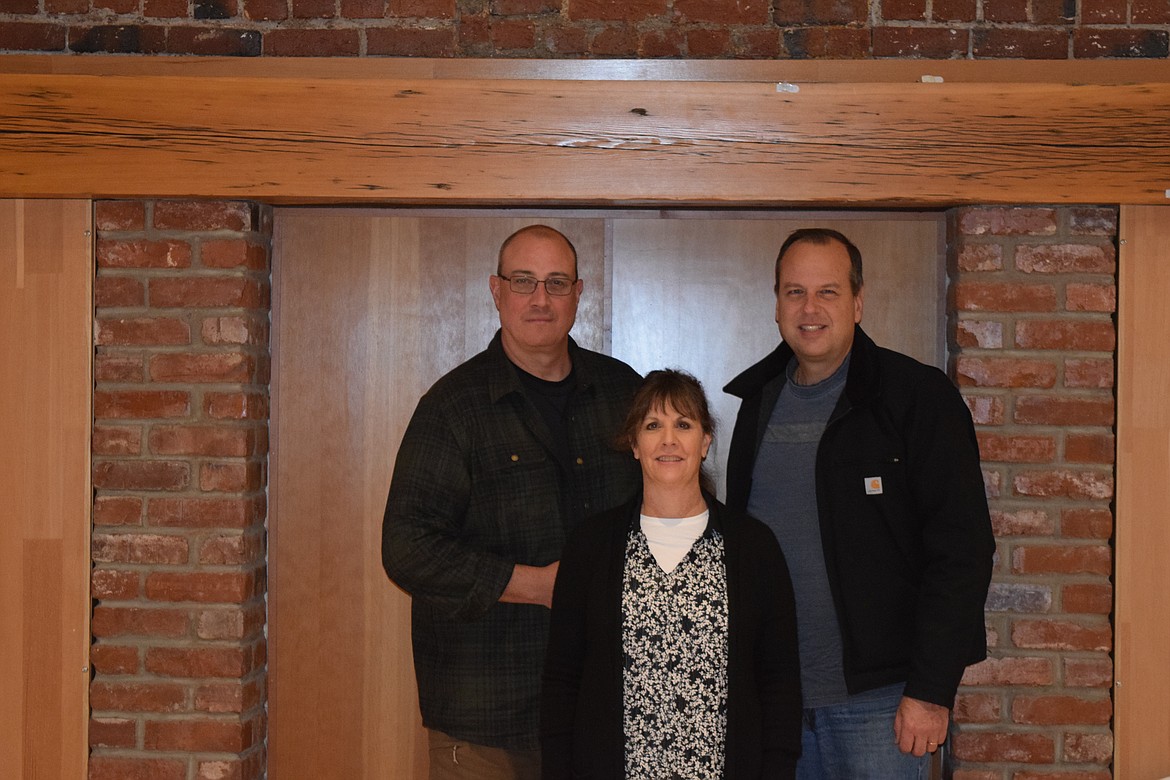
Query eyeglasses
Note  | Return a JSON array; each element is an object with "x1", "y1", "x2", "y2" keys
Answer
[{"x1": 497, "y1": 274, "x2": 578, "y2": 296}]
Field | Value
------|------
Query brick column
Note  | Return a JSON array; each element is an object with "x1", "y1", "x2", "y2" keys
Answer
[
  {"x1": 89, "y1": 200, "x2": 270, "y2": 780},
  {"x1": 949, "y1": 206, "x2": 1116, "y2": 780}
]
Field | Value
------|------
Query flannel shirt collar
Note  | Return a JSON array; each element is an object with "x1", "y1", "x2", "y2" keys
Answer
[{"x1": 484, "y1": 329, "x2": 595, "y2": 405}]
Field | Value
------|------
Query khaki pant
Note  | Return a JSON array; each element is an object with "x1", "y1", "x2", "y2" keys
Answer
[{"x1": 427, "y1": 729, "x2": 541, "y2": 780}]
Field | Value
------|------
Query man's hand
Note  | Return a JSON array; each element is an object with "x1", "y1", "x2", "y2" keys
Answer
[
  {"x1": 499, "y1": 561, "x2": 561, "y2": 608},
  {"x1": 894, "y1": 696, "x2": 950, "y2": 756}
]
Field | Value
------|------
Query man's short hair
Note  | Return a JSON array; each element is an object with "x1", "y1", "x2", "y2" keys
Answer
[
  {"x1": 497, "y1": 225, "x2": 579, "y2": 277},
  {"x1": 774, "y1": 228, "x2": 864, "y2": 295}
]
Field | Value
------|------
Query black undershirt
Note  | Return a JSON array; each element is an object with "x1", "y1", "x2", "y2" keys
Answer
[{"x1": 514, "y1": 363, "x2": 577, "y2": 469}]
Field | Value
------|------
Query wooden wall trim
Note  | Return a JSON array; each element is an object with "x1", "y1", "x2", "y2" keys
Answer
[
  {"x1": 1115, "y1": 205, "x2": 1170, "y2": 780},
  {"x1": 0, "y1": 198, "x2": 92, "y2": 779},
  {"x1": 2, "y1": 59, "x2": 1170, "y2": 205}
]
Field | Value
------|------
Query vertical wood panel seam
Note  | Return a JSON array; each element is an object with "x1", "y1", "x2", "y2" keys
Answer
[{"x1": 14, "y1": 199, "x2": 24, "y2": 289}]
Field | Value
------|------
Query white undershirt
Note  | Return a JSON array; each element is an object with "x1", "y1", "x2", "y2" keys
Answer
[{"x1": 639, "y1": 510, "x2": 710, "y2": 573}]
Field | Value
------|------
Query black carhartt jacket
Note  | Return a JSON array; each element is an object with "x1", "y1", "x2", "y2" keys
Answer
[{"x1": 724, "y1": 326, "x2": 994, "y2": 708}]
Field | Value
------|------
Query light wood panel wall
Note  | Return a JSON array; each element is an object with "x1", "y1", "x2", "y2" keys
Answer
[
  {"x1": 1115, "y1": 205, "x2": 1170, "y2": 780},
  {"x1": 269, "y1": 213, "x2": 607, "y2": 779},
  {"x1": 0, "y1": 199, "x2": 92, "y2": 779},
  {"x1": 269, "y1": 209, "x2": 941, "y2": 778}
]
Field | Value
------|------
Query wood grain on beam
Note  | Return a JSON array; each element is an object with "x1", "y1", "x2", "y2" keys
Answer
[
  {"x1": 3, "y1": 72, "x2": 1169, "y2": 205},
  {"x1": 4, "y1": 54, "x2": 1170, "y2": 83}
]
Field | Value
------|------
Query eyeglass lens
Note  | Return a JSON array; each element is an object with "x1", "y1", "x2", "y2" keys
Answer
[{"x1": 505, "y1": 276, "x2": 575, "y2": 296}]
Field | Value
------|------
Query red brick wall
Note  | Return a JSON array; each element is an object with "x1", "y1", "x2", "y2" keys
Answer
[
  {"x1": 950, "y1": 206, "x2": 1116, "y2": 779},
  {"x1": 90, "y1": 200, "x2": 271, "y2": 780},
  {"x1": 2, "y1": 0, "x2": 1168, "y2": 57}
]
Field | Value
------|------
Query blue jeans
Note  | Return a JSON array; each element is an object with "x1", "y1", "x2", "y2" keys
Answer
[{"x1": 797, "y1": 685, "x2": 933, "y2": 780}]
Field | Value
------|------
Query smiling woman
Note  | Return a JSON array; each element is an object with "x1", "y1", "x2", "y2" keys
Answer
[
  {"x1": 542, "y1": 369, "x2": 802, "y2": 779},
  {"x1": 630, "y1": 399, "x2": 711, "y2": 508},
  {"x1": 626, "y1": 371, "x2": 715, "y2": 509}
]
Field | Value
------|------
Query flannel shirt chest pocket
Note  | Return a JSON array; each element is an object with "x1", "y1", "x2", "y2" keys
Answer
[{"x1": 468, "y1": 441, "x2": 561, "y2": 553}]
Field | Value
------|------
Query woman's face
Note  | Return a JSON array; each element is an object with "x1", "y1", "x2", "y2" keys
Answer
[{"x1": 631, "y1": 400, "x2": 712, "y2": 493}]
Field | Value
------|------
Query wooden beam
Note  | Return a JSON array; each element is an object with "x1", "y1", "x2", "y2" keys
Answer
[
  {"x1": 2, "y1": 66, "x2": 1169, "y2": 205},
  {"x1": 5, "y1": 54, "x2": 1170, "y2": 83}
]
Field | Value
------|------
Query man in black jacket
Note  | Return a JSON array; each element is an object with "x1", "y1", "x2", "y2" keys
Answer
[{"x1": 724, "y1": 228, "x2": 994, "y2": 777}]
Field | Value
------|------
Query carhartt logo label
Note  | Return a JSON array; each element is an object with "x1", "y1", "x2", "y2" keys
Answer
[{"x1": 865, "y1": 476, "x2": 883, "y2": 495}]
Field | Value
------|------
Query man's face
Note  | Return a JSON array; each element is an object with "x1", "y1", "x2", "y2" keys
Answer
[
  {"x1": 489, "y1": 232, "x2": 582, "y2": 357},
  {"x1": 774, "y1": 238, "x2": 863, "y2": 374}
]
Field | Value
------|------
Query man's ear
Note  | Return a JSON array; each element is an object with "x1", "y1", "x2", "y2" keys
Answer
[{"x1": 489, "y1": 274, "x2": 503, "y2": 311}]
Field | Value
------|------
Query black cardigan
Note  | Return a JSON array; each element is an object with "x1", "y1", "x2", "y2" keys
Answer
[{"x1": 540, "y1": 493, "x2": 802, "y2": 779}]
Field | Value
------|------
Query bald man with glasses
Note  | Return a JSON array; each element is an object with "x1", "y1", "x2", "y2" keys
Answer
[{"x1": 383, "y1": 225, "x2": 641, "y2": 779}]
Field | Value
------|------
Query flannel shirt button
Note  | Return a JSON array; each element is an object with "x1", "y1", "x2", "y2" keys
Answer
[
  {"x1": 510, "y1": 454, "x2": 519, "y2": 462},
  {"x1": 576, "y1": 457, "x2": 584, "y2": 465}
]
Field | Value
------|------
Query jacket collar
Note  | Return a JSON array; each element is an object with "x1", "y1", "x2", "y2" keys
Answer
[
  {"x1": 484, "y1": 329, "x2": 590, "y2": 404},
  {"x1": 723, "y1": 324, "x2": 882, "y2": 409}
]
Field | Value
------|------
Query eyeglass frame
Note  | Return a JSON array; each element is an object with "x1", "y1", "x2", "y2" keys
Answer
[{"x1": 495, "y1": 273, "x2": 580, "y2": 296}]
